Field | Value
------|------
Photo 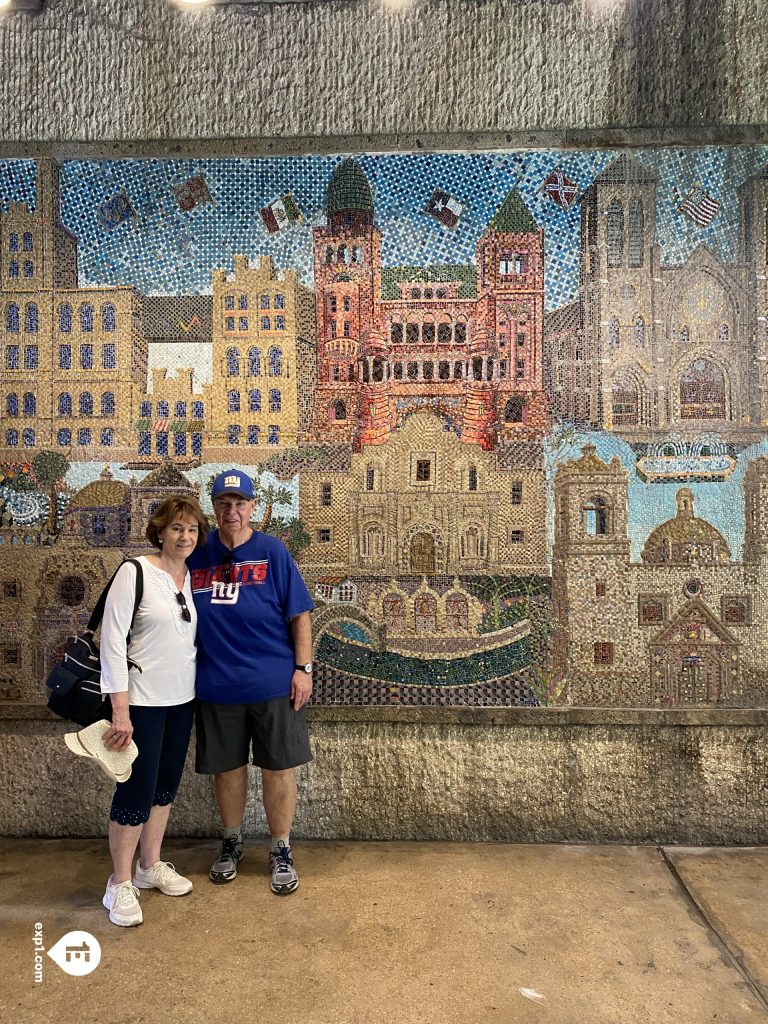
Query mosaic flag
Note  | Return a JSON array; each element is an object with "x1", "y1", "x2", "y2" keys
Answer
[
  {"x1": 425, "y1": 189, "x2": 464, "y2": 229},
  {"x1": 677, "y1": 184, "x2": 719, "y2": 228},
  {"x1": 541, "y1": 168, "x2": 579, "y2": 210},
  {"x1": 172, "y1": 174, "x2": 212, "y2": 212},
  {"x1": 260, "y1": 193, "x2": 301, "y2": 234},
  {"x1": 95, "y1": 191, "x2": 135, "y2": 232}
]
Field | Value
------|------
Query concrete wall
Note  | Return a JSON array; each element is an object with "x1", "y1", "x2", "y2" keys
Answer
[
  {"x1": 2, "y1": 707, "x2": 767, "y2": 843},
  {"x1": 0, "y1": 0, "x2": 765, "y2": 152}
]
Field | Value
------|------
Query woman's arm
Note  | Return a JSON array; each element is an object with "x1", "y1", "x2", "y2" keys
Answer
[{"x1": 99, "y1": 562, "x2": 139, "y2": 752}]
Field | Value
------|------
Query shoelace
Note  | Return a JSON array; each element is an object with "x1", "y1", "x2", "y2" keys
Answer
[
  {"x1": 219, "y1": 836, "x2": 241, "y2": 863},
  {"x1": 114, "y1": 882, "x2": 140, "y2": 908},
  {"x1": 150, "y1": 861, "x2": 177, "y2": 883},
  {"x1": 271, "y1": 846, "x2": 294, "y2": 870}
]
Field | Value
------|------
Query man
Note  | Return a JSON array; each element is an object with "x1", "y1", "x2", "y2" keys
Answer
[{"x1": 188, "y1": 469, "x2": 314, "y2": 895}]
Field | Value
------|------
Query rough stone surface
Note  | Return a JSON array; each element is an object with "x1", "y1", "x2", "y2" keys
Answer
[
  {"x1": 2, "y1": 717, "x2": 767, "y2": 842},
  {"x1": 0, "y1": 0, "x2": 765, "y2": 146},
  {"x1": 2, "y1": 840, "x2": 766, "y2": 1023}
]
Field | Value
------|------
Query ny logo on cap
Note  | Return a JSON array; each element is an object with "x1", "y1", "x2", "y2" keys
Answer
[{"x1": 224, "y1": 475, "x2": 241, "y2": 488}]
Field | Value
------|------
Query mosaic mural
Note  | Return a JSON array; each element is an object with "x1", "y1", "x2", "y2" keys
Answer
[{"x1": 2, "y1": 148, "x2": 768, "y2": 708}]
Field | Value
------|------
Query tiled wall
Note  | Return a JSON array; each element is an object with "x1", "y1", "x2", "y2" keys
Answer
[{"x1": 2, "y1": 147, "x2": 768, "y2": 708}]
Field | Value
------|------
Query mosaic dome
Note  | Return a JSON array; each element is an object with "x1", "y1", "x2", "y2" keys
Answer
[
  {"x1": 325, "y1": 159, "x2": 374, "y2": 216},
  {"x1": 641, "y1": 488, "x2": 731, "y2": 565}
]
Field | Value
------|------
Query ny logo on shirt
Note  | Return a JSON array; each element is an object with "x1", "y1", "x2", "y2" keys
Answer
[{"x1": 211, "y1": 581, "x2": 239, "y2": 605}]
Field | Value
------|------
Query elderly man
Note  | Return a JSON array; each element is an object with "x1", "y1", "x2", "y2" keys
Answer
[{"x1": 188, "y1": 469, "x2": 314, "y2": 895}]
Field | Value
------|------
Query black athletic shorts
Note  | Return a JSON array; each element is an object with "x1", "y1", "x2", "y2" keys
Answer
[{"x1": 195, "y1": 696, "x2": 312, "y2": 773}]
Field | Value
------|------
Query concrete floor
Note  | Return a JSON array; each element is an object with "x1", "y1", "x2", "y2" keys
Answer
[{"x1": 1, "y1": 840, "x2": 766, "y2": 1024}]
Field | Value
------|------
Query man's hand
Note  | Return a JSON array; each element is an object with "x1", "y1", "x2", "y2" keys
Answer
[{"x1": 291, "y1": 670, "x2": 313, "y2": 711}]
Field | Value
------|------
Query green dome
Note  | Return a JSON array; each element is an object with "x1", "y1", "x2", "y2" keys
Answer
[
  {"x1": 486, "y1": 190, "x2": 538, "y2": 233},
  {"x1": 326, "y1": 159, "x2": 374, "y2": 215}
]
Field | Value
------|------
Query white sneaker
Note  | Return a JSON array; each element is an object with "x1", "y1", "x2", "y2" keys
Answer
[
  {"x1": 103, "y1": 877, "x2": 143, "y2": 927},
  {"x1": 133, "y1": 860, "x2": 193, "y2": 896}
]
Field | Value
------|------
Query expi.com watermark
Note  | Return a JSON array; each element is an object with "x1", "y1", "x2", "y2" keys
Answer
[{"x1": 33, "y1": 922, "x2": 101, "y2": 982}]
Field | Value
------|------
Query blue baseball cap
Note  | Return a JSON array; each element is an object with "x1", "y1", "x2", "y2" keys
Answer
[{"x1": 211, "y1": 469, "x2": 256, "y2": 501}]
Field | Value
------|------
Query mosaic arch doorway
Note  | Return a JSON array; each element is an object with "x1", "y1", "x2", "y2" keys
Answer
[{"x1": 410, "y1": 532, "x2": 436, "y2": 574}]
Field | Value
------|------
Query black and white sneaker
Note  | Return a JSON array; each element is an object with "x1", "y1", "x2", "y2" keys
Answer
[
  {"x1": 209, "y1": 834, "x2": 244, "y2": 884},
  {"x1": 269, "y1": 841, "x2": 299, "y2": 895}
]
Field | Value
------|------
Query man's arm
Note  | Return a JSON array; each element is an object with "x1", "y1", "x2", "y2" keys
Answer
[{"x1": 289, "y1": 611, "x2": 313, "y2": 711}]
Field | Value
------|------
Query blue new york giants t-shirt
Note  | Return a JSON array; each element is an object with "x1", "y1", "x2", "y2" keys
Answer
[{"x1": 188, "y1": 529, "x2": 314, "y2": 703}]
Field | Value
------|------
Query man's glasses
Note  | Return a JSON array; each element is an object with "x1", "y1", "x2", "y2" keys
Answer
[
  {"x1": 222, "y1": 553, "x2": 234, "y2": 584},
  {"x1": 175, "y1": 591, "x2": 192, "y2": 623}
]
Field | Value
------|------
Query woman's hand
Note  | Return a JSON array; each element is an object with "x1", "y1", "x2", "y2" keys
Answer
[{"x1": 104, "y1": 694, "x2": 133, "y2": 751}]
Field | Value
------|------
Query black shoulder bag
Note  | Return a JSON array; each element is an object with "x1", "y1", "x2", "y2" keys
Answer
[{"x1": 46, "y1": 559, "x2": 144, "y2": 727}]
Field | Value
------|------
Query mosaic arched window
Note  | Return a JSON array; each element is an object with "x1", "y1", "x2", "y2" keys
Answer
[
  {"x1": 24, "y1": 303, "x2": 38, "y2": 333},
  {"x1": 607, "y1": 200, "x2": 624, "y2": 268},
  {"x1": 22, "y1": 428, "x2": 35, "y2": 447},
  {"x1": 23, "y1": 232, "x2": 33, "y2": 251},
  {"x1": 58, "y1": 393, "x2": 72, "y2": 417},
  {"x1": 226, "y1": 348, "x2": 240, "y2": 376},
  {"x1": 79, "y1": 392, "x2": 94, "y2": 417},
  {"x1": 157, "y1": 400, "x2": 169, "y2": 417},
  {"x1": 634, "y1": 315, "x2": 645, "y2": 347},
  {"x1": 5, "y1": 429, "x2": 18, "y2": 446},
  {"x1": 227, "y1": 389, "x2": 240, "y2": 413},
  {"x1": 382, "y1": 594, "x2": 406, "y2": 631},
  {"x1": 414, "y1": 593, "x2": 437, "y2": 632},
  {"x1": 612, "y1": 374, "x2": 639, "y2": 426},
  {"x1": 274, "y1": 294, "x2": 285, "y2": 309},
  {"x1": 9, "y1": 233, "x2": 18, "y2": 252},
  {"x1": 628, "y1": 198, "x2": 644, "y2": 268},
  {"x1": 608, "y1": 316, "x2": 620, "y2": 351},
  {"x1": 6, "y1": 304, "x2": 19, "y2": 333},
  {"x1": 503, "y1": 397, "x2": 524, "y2": 423},
  {"x1": 268, "y1": 346, "x2": 282, "y2": 376},
  {"x1": 23, "y1": 392, "x2": 35, "y2": 417},
  {"x1": 58, "y1": 428, "x2": 71, "y2": 446},
  {"x1": 101, "y1": 392, "x2": 116, "y2": 417},
  {"x1": 102, "y1": 303, "x2": 116, "y2": 332},
  {"x1": 6, "y1": 393, "x2": 18, "y2": 417},
  {"x1": 582, "y1": 496, "x2": 610, "y2": 536},
  {"x1": 248, "y1": 347, "x2": 261, "y2": 376},
  {"x1": 332, "y1": 399, "x2": 347, "y2": 421},
  {"x1": 249, "y1": 389, "x2": 261, "y2": 413},
  {"x1": 58, "y1": 303, "x2": 72, "y2": 333},
  {"x1": 269, "y1": 388, "x2": 281, "y2": 413},
  {"x1": 80, "y1": 304, "x2": 94, "y2": 333},
  {"x1": 446, "y1": 593, "x2": 469, "y2": 630},
  {"x1": 102, "y1": 343, "x2": 116, "y2": 369},
  {"x1": 262, "y1": 316, "x2": 271, "y2": 331},
  {"x1": 680, "y1": 359, "x2": 726, "y2": 420},
  {"x1": 23, "y1": 261, "x2": 33, "y2": 278}
]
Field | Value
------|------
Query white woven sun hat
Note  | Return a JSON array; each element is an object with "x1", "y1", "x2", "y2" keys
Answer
[{"x1": 64, "y1": 719, "x2": 138, "y2": 784}]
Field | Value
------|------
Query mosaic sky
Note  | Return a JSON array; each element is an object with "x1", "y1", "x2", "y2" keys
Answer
[{"x1": 1, "y1": 147, "x2": 767, "y2": 311}]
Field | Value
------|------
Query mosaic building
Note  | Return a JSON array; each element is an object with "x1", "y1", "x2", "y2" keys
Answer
[
  {"x1": 552, "y1": 444, "x2": 768, "y2": 706},
  {"x1": 311, "y1": 159, "x2": 549, "y2": 451},
  {"x1": 545, "y1": 155, "x2": 768, "y2": 451},
  {"x1": 206, "y1": 254, "x2": 315, "y2": 461},
  {"x1": 300, "y1": 410, "x2": 548, "y2": 579},
  {"x1": 0, "y1": 160, "x2": 146, "y2": 463}
]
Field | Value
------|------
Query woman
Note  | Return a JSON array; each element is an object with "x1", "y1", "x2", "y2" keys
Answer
[{"x1": 99, "y1": 495, "x2": 208, "y2": 927}]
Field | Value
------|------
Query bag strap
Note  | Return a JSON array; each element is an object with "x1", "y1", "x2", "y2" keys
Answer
[{"x1": 85, "y1": 558, "x2": 144, "y2": 635}]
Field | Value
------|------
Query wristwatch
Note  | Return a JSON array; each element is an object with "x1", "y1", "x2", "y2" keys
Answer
[{"x1": 295, "y1": 662, "x2": 313, "y2": 673}]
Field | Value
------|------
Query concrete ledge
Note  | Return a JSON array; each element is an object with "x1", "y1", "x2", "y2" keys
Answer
[
  {"x1": 4, "y1": 701, "x2": 768, "y2": 726},
  {"x1": 0, "y1": 126, "x2": 767, "y2": 159}
]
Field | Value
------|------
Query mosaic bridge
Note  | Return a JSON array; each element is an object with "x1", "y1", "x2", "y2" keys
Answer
[{"x1": 1, "y1": 148, "x2": 768, "y2": 707}]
